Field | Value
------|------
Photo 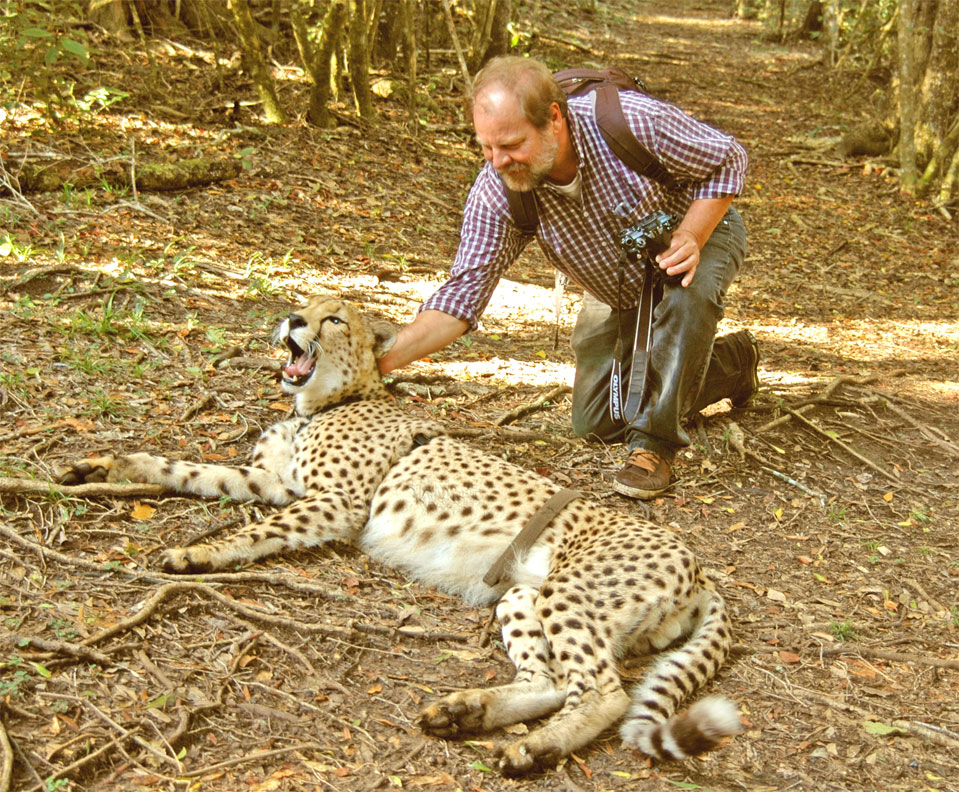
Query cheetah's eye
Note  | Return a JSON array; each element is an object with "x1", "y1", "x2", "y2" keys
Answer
[{"x1": 323, "y1": 316, "x2": 344, "y2": 326}]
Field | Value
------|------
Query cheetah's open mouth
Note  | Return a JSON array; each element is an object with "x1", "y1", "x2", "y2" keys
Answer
[{"x1": 282, "y1": 337, "x2": 316, "y2": 387}]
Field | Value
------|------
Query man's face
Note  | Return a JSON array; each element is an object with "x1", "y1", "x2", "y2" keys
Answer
[{"x1": 474, "y1": 88, "x2": 559, "y2": 192}]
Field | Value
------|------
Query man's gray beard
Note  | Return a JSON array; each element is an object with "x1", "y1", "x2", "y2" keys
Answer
[{"x1": 500, "y1": 130, "x2": 558, "y2": 192}]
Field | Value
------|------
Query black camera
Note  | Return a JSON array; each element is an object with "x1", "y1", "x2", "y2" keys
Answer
[{"x1": 621, "y1": 210, "x2": 678, "y2": 263}]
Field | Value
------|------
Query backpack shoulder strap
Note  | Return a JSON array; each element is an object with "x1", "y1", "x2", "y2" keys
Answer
[
  {"x1": 503, "y1": 183, "x2": 538, "y2": 235},
  {"x1": 554, "y1": 67, "x2": 643, "y2": 96},
  {"x1": 593, "y1": 83, "x2": 677, "y2": 189}
]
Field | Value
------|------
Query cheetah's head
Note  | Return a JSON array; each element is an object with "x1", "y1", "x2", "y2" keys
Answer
[{"x1": 274, "y1": 296, "x2": 395, "y2": 416}]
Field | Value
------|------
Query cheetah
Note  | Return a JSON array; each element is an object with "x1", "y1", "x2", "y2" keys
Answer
[{"x1": 67, "y1": 295, "x2": 740, "y2": 775}]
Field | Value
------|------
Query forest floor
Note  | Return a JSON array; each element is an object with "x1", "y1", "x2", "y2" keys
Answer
[{"x1": 1, "y1": 1, "x2": 958, "y2": 791}]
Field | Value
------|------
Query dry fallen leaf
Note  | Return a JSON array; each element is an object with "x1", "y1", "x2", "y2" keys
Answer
[
  {"x1": 766, "y1": 588, "x2": 787, "y2": 602},
  {"x1": 129, "y1": 502, "x2": 156, "y2": 521},
  {"x1": 779, "y1": 650, "x2": 802, "y2": 663}
]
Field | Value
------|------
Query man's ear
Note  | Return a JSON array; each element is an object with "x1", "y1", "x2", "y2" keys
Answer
[{"x1": 369, "y1": 319, "x2": 397, "y2": 359}]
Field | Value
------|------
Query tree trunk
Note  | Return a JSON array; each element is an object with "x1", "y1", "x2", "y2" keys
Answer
[
  {"x1": 440, "y1": 0, "x2": 471, "y2": 90},
  {"x1": 818, "y1": 0, "x2": 841, "y2": 60},
  {"x1": 916, "y1": 0, "x2": 959, "y2": 168},
  {"x1": 898, "y1": 0, "x2": 919, "y2": 194},
  {"x1": 348, "y1": 0, "x2": 376, "y2": 120},
  {"x1": 401, "y1": 0, "x2": 418, "y2": 132},
  {"x1": 87, "y1": 0, "x2": 132, "y2": 39},
  {"x1": 833, "y1": 0, "x2": 957, "y2": 200},
  {"x1": 467, "y1": 0, "x2": 512, "y2": 71},
  {"x1": 896, "y1": 0, "x2": 959, "y2": 199},
  {"x1": 292, "y1": 0, "x2": 347, "y2": 127},
  {"x1": 228, "y1": 0, "x2": 288, "y2": 123}
]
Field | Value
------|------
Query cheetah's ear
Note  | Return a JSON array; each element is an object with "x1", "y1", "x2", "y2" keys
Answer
[{"x1": 368, "y1": 319, "x2": 397, "y2": 359}]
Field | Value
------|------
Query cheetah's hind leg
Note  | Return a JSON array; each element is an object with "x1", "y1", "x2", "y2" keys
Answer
[
  {"x1": 493, "y1": 581, "x2": 630, "y2": 776},
  {"x1": 418, "y1": 585, "x2": 565, "y2": 736}
]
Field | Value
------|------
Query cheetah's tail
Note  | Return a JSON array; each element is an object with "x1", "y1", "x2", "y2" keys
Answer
[{"x1": 619, "y1": 587, "x2": 740, "y2": 760}]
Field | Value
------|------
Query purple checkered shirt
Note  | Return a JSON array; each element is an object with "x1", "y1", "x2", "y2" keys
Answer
[{"x1": 421, "y1": 91, "x2": 748, "y2": 328}]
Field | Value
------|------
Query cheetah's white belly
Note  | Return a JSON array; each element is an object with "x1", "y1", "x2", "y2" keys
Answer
[{"x1": 361, "y1": 479, "x2": 552, "y2": 606}]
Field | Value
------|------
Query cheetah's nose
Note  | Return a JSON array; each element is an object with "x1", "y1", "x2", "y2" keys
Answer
[{"x1": 288, "y1": 314, "x2": 307, "y2": 330}]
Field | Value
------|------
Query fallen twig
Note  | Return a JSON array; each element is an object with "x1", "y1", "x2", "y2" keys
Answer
[
  {"x1": 902, "y1": 577, "x2": 952, "y2": 619},
  {"x1": 0, "y1": 717, "x2": 12, "y2": 792},
  {"x1": 81, "y1": 696, "x2": 182, "y2": 773},
  {"x1": 870, "y1": 396, "x2": 959, "y2": 457},
  {"x1": 75, "y1": 580, "x2": 470, "y2": 651},
  {"x1": 0, "y1": 524, "x2": 348, "y2": 597},
  {"x1": 760, "y1": 465, "x2": 828, "y2": 506},
  {"x1": 493, "y1": 384, "x2": 572, "y2": 426},
  {"x1": 180, "y1": 392, "x2": 214, "y2": 422},
  {"x1": 224, "y1": 614, "x2": 317, "y2": 675},
  {"x1": 727, "y1": 421, "x2": 827, "y2": 505},
  {"x1": 177, "y1": 742, "x2": 325, "y2": 778},
  {"x1": 5, "y1": 635, "x2": 113, "y2": 666},
  {"x1": 216, "y1": 355, "x2": 281, "y2": 371},
  {"x1": 784, "y1": 407, "x2": 900, "y2": 483},
  {"x1": 532, "y1": 32, "x2": 594, "y2": 54},
  {"x1": 787, "y1": 156, "x2": 855, "y2": 169},
  {"x1": 0, "y1": 416, "x2": 92, "y2": 444},
  {"x1": 757, "y1": 372, "x2": 888, "y2": 433},
  {"x1": 822, "y1": 645, "x2": 959, "y2": 670},
  {"x1": 804, "y1": 690, "x2": 959, "y2": 752},
  {"x1": 23, "y1": 737, "x2": 122, "y2": 792},
  {"x1": 0, "y1": 157, "x2": 40, "y2": 217},
  {"x1": 0, "y1": 477, "x2": 166, "y2": 498}
]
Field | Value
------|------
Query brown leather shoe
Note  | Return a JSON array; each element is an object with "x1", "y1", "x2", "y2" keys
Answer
[{"x1": 612, "y1": 449, "x2": 672, "y2": 499}]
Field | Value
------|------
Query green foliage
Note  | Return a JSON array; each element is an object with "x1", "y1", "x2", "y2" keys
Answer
[
  {"x1": 0, "y1": 1, "x2": 130, "y2": 123},
  {"x1": 828, "y1": 620, "x2": 857, "y2": 642},
  {"x1": 1, "y1": 1, "x2": 88, "y2": 103},
  {"x1": 0, "y1": 232, "x2": 34, "y2": 262}
]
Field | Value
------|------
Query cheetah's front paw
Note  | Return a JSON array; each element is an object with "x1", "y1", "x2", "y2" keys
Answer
[
  {"x1": 417, "y1": 690, "x2": 495, "y2": 736},
  {"x1": 105, "y1": 452, "x2": 163, "y2": 484},
  {"x1": 58, "y1": 456, "x2": 116, "y2": 485}
]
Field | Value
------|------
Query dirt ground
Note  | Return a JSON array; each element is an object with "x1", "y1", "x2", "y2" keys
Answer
[{"x1": 1, "y1": 1, "x2": 958, "y2": 790}]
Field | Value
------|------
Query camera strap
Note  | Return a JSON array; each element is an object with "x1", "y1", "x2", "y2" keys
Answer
[{"x1": 609, "y1": 252, "x2": 659, "y2": 426}]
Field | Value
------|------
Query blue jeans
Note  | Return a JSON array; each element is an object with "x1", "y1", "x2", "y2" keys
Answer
[{"x1": 570, "y1": 207, "x2": 748, "y2": 459}]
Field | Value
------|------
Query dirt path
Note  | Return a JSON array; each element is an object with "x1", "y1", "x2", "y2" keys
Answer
[{"x1": 1, "y1": 1, "x2": 957, "y2": 790}]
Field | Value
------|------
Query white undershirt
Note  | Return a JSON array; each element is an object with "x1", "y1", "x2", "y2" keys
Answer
[{"x1": 547, "y1": 169, "x2": 582, "y2": 202}]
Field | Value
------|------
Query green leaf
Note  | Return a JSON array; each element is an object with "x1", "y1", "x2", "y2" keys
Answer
[
  {"x1": 470, "y1": 760, "x2": 493, "y2": 772},
  {"x1": 23, "y1": 27, "x2": 54, "y2": 38},
  {"x1": 60, "y1": 38, "x2": 90, "y2": 64},
  {"x1": 32, "y1": 662, "x2": 52, "y2": 678},
  {"x1": 146, "y1": 694, "x2": 168, "y2": 709},
  {"x1": 862, "y1": 720, "x2": 906, "y2": 736},
  {"x1": 44, "y1": 46, "x2": 60, "y2": 65}
]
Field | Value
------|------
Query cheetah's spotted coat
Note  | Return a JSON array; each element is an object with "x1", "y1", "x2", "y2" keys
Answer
[{"x1": 71, "y1": 296, "x2": 739, "y2": 775}]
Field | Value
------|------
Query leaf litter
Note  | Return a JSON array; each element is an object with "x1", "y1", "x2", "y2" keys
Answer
[{"x1": 1, "y1": 1, "x2": 957, "y2": 791}]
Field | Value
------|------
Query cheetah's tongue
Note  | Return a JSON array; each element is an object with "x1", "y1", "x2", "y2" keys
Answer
[{"x1": 283, "y1": 353, "x2": 313, "y2": 379}]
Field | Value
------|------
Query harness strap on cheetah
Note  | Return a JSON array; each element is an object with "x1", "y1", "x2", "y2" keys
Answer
[{"x1": 483, "y1": 488, "x2": 583, "y2": 588}]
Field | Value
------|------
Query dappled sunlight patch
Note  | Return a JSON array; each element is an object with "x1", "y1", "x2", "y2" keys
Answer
[{"x1": 434, "y1": 358, "x2": 575, "y2": 389}]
